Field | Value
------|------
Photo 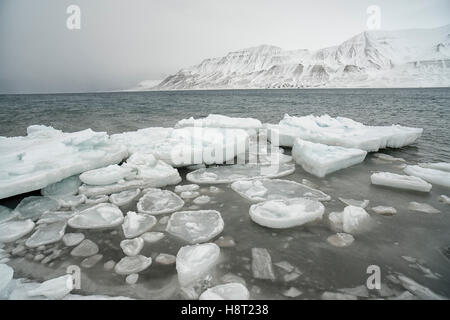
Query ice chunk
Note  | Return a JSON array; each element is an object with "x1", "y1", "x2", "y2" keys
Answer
[
  {"x1": 62, "y1": 233, "x2": 85, "y2": 247},
  {"x1": 174, "y1": 184, "x2": 200, "y2": 193},
  {"x1": 249, "y1": 198, "x2": 324, "y2": 229},
  {"x1": 103, "y1": 260, "x2": 116, "y2": 271},
  {"x1": 125, "y1": 274, "x2": 139, "y2": 285},
  {"x1": 37, "y1": 211, "x2": 75, "y2": 224},
  {"x1": 292, "y1": 139, "x2": 367, "y2": 178},
  {"x1": 327, "y1": 233, "x2": 355, "y2": 247},
  {"x1": 439, "y1": 195, "x2": 450, "y2": 204},
  {"x1": 371, "y1": 206, "x2": 397, "y2": 216},
  {"x1": 155, "y1": 253, "x2": 176, "y2": 265},
  {"x1": 68, "y1": 203, "x2": 124, "y2": 229},
  {"x1": 397, "y1": 275, "x2": 445, "y2": 300},
  {"x1": 187, "y1": 163, "x2": 295, "y2": 184},
  {"x1": 0, "y1": 125, "x2": 128, "y2": 200},
  {"x1": 251, "y1": 248, "x2": 275, "y2": 280},
  {"x1": 166, "y1": 210, "x2": 224, "y2": 244},
  {"x1": 114, "y1": 255, "x2": 152, "y2": 275},
  {"x1": 267, "y1": 114, "x2": 422, "y2": 151},
  {"x1": 180, "y1": 191, "x2": 200, "y2": 199},
  {"x1": 110, "y1": 127, "x2": 173, "y2": 155},
  {"x1": 370, "y1": 172, "x2": 432, "y2": 192},
  {"x1": 70, "y1": 239, "x2": 99, "y2": 257},
  {"x1": 79, "y1": 154, "x2": 181, "y2": 197},
  {"x1": 80, "y1": 164, "x2": 135, "y2": 186},
  {"x1": 14, "y1": 196, "x2": 60, "y2": 221},
  {"x1": 0, "y1": 205, "x2": 15, "y2": 224},
  {"x1": 231, "y1": 179, "x2": 330, "y2": 202},
  {"x1": 193, "y1": 195, "x2": 210, "y2": 205},
  {"x1": 404, "y1": 165, "x2": 450, "y2": 188},
  {"x1": 120, "y1": 237, "x2": 144, "y2": 256},
  {"x1": 0, "y1": 219, "x2": 35, "y2": 243},
  {"x1": 81, "y1": 254, "x2": 103, "y2": 268},
  {"x1": 283, "y1": 287, "x2": 302, "y2": 298},
  {"x1": 407, "y1": 202, "x2": 440, "y2": 214},
  {"x1": 0, "y1": 264, "x2": 13, "y2": 294},
  {"x1": 50, "y1": 194, "x2": 86, "y2": 208},
  {"x1": 41, "y1": 176, "x2": 82, "y2": 196},
  {"x1": 109, "y1": 189, "x2": 141, "y2": 207},
  {"x1": 373, "y1": 153, "x2": 405, "y2": 162},
  {"x1": 199, "y1": 283, "x2": 250, "y2": 300},
  {"x1": 342, "y1": 206, "x2": 371, "y2": 234},
  {"x1": 122, "y1": 211, "x2": 157, "y2": 239},
  {"x1": 274, "y1": 261, "x2": 295, "y2": 273},
  {"x1": 175, "y1": 114, "x2": 262, "y2": 130},
  {"x1": 419, "y1": 162, "x2": 450, "y2": 172},
  {"x1": 137, "y1": 188, "x2": 184, "y2": 215},
  {"x1": 339, "y1": 197, "x2": 369, "y2": 208},
  {"x1": 141, "y1": 232, "x2": 165, "y2": 243},
  {"x1": 176, "y1": 243, "x2": 220, "y2": 287},
  {"x1": 27, "y1": 275, "x2": 73, "y2": 300},
  {"x1": 25, "y1": 221, "x2": 67, "y2": 248}
]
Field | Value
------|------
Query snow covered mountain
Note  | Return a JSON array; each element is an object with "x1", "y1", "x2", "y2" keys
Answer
[{"x1": 145, "y1": 25, "x2": 450, "y2": 90}]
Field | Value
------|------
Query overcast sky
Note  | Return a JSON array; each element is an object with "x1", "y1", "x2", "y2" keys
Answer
[{"x1": 0, "y1": 0, "x2": 449, "y2": 94}]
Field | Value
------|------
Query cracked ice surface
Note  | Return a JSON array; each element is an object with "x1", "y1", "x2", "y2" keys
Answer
[
  {"x1": 231, "y1": 179, "x2": 330, "y2": 203},
  {"x1": 267, "y1": 114, "x2": 422, "y2": 151},
  {"x1": 0, "y1": 125, "x2": 128, "y2": 200},
  {"x1": 186, "y1": 163, "x2": 295, "y2": 184}
]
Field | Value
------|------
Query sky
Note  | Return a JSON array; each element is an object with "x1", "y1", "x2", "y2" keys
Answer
[{"x1": 0, "y1": 0, "x2": 449, "y2": 94}]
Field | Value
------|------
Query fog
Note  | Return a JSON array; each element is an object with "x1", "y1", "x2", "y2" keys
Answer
[{"x1": 0, "y1": 0, "x2": 449, "y2": 93}]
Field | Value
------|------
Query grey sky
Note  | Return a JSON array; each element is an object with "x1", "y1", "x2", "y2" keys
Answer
[{"x1": 0, "y1": 0, "x2": 449, "y2": 94}]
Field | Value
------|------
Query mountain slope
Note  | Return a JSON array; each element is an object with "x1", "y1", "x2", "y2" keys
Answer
[{"x1": 147, "y1": 25, "x2": 450, "y2": 90}]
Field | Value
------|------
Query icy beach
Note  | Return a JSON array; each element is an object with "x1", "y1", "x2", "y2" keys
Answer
[{"x1": 0, "y1": 90, "x2": 449, "y2": 301}]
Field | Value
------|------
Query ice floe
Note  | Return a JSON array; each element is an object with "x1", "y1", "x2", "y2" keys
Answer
[
  {"x1": 14, "y1": 196, "x2": 61, "y2": 221},
  {"x1": 282, "y1": 287, "x2": 302, "y2": 298},
  {"x1": 27, "y1": 275, "x2": 73, "y2": 300},
  {"x1": 155, "y1": 253, "x2": 176, "y2": 265},
  {"x1": 80, "y1": 164, "x2": 135, "y2": 186},
  {"x1": 199, "y1": 283, "x2": 250, "y2": 300},
  {"x1": 0, "y1": 205, "x2": 15, "y2": 224},
  {"x1": 249, "y1": 198, "x2": 324, "y2": 229},
  {"x1": 68, "y1": 203, "x2": 124, "y2": 229},
  {"x1": 180, "y1": 191, "x2": 200, "y2": 199},
  {"x1": 292, "y1": 139, "x2": 367, "y2": 177},
  {"x1": 137, "y1": 188, "x2": 184, "y2": 215},
  {"x1": 175, "y1": 114, "x2": 262, "y2": 131},
  {"x1": 70, "y1": 239, "x2": 99, "y2": 257},
  {"x1": 0, "y1": 125, "x2": 127, "y2": 200},
  {"x1": 120, "y1": 237, "x2": 144, "y2": 256},
  {"x1": 404, "y1": 165, "x2": 450, "y2": 188},
  {"x1": 407, "y1": 202, "x2": 440, "y2": 214},
  {"x1": 0, "y1": 219, "x2": 35, "y2": 243},
  {"x1": 109, "y1": 189, "x2": 141, "y2": 207},
  {"x1": 37, "y1": 211, "x2": 74, "y2": 224},
  {"x1": 231, "y1": 179, "x2": 330, "y2": 203},
  {"x1": 125, "y1": 273, "x2": 139, "y2": 285},
  {"x1": 193, "y1": 195, "x2": 211, "y2": 205},
  {"x1": 174, "y1": 184, "x2": 200, "y2": 193},
  {"x1": 327, "y1": 233, "x2": 355, "y2": 247},
  {"x1": 419, "y1": 162, "x2": 450, "y2": 172},
  {"x1": 370, "y1": 172, "x2": 432, "y2": 192},
  {"x1": 439, "y1": 195, "x2": 450, "y2": 204},
  {"x1": 81, "y1": 254, "x2": 103, "y2": 268},
  {"x1": 62, "y1": 233, "x2": 85, "y2": 247},
  {"x1": 176, "y1": 243, "x2": 220, "y2": 287},
  {"x1": 114, "y1": 255, "x2": 152, "y2": 275},
  {"x1": 267, "y1": 114, "x2": 422, "y2": 151},
  {"x1": 329, "y1": 206, "x2": 371, "y2": 234},
  {"x1": 141, "y1": 232, "x2": 165, "y2": 243},
  {"x1": 187, "y1": 163, "x2": 295, "y2": 184},
  {"x1": 251, "y1": 248, "x2": 275, "y2": 280},
  {"x1": 110, "y1": 127, "x2": 173, "y2": 155},
  {"x1": 338, "y1": 197, "x2": 369, "y2": 208},
  {"x1": 79, "y1": 153, "x2": 181, "y2": 197},
  {"x1": 25, "y1": 221, "x2": 67, "y2": 248},
  {"x1": 166, "y1": 210, "x2": 224, "y2": 244},
  {"x1": 51, "y1": 194, "x2": 86, "y2": 208},
  {"x1": 122, "y1": 211, "x2": 157, "y2": 238},
  {"x1": 41, "y1": 176, "x2": 82, "y2": 196},
  {"x1": 371, "y1": 206, "x2": 397, "y2": 216}
]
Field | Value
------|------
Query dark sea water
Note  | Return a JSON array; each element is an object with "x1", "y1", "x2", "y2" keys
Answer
[{"x1": 1, "y1": 88, "x2": 450, "y2": 300}]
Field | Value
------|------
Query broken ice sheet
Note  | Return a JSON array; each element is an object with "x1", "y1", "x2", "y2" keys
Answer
[
  {"x1": 166, "y1": 210, "x2": 224, "y2": 244},
  {"x1": 137, "y1": 188, "x2": 184, "y2": 215},
  {"x1": 231, "y1": 178, "x2": 330, "y2": 203},
  {"x1": 249, "y1": 198, "x2": 324, "y2": 229},
  {"x1": 0, "y1": 219, "x2": 35, "y2": 243},
  {"x1": 186, "y1": 163, "x2": 295, "y2": 184}
]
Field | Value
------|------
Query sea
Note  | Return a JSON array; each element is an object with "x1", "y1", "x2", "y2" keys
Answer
[{"x1": 0, "y1": 88, "x2": 449, "y2": 299}]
